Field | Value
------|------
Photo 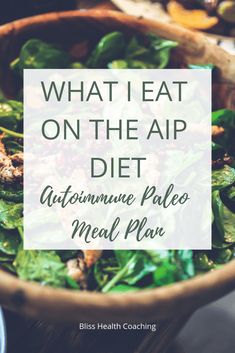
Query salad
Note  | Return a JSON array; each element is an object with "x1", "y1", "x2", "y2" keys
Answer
[{"x1": 0, "y1": 31, "x2": 234, "y2": 292}]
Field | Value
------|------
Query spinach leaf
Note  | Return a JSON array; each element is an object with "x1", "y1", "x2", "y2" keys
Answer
[
  {"x1": 212, "y1": 248, "x2": 233, "y2": 264},
  {"x1": 0, "y1": 100, "x2": 23, "y2": 130},
  {"x1": 14, "y1": 249, "x2": 68, "y2": 287},
  {"x1": 11, "y1": 39, "x2": 71, "y2": 76},
  {"x1": 0, "y1": 252, "x2": 14, "y2": 261},
  {"x1": 94, "y1": 256, "x2": 119, "y2": 289},
  {"x1": 0, "y1": 262, "x2": 16, "y2": 273},
  {"x1": 212, "y1": 230, "x2": 233, "y2": 249},
  {"x1": 115, "y1": 250, "x2": 157, "y2": 284},
  {"x1": 87, "y1": 32, "x2": 126, "y2": 68},
  {"x1": 194, "y1": 252, "x2": 215, "y2": 271},
  {"x1": 153, "y1": 259, "x2": 178, "y2": 286},
  {"x1": 70, "y1": 62, "x2": 86, "y2": 69},
  {"x1": 0, "y1": 229, "x2": 20, "y2": 255},
  {"x1": 175, "y1": 250, "x2": 195, "y2": 279},
  {"x1": 147, "y1": 34, "x2": 177, "y2": 68},
  {"x1": 108, "y1": 60, "x2": 129, "y2": 69},
  {"x1": 212, "y1": 190, "x2": 235, "y2": 243},
  {"x1": 109, "y1": 284, "x2": 139, "y2": 292},
  {"x1": 212, "y1": 109, "x2": 235, "y2": 127},
  {"x1": 152, "y1": 250, "x2": 194, "y2": 285},
  {"x1": 2, "y1": 135, "x2": 23, "y2": 154},
  {"x1": 101, "y1": 250, "x2": 194, "y2": 292},
  {"x1": 212, "y1": 165, "x2": 235, "y2": 191},
  {"x1": 101, "y1": 251, "x2": 157, "y2": 292},
  {"x1": 125, "y1": 37, "x2": 150, "y2": 59},
  {"x1": 212, "y1": 109, "x2": 235, "y2": 156},
  {"x1": 0, "y1": 184, "x2": 23, "y2": 202},
  {"x1": 0, "y1": 200, "x2": 23, "y2": 229},
  {"x1": 224, "y1": 186, "x2": 235, "y2": 205},
  {"x1": 108, "y1": 59, "x2": 156, "y2": 69},
  {"x1": 123, "y1": 34, "x2": 177, "y2": 69}
]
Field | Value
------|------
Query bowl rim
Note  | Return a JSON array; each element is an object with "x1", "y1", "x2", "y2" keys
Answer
[
  {"x1": 0, "y1": 260, "x2": 235, "y2": 324},
  {"x1": 0, "y1": 9, "x2": 235, "y2": 323},
  {"x1": 0, "y1": 9, "x2": 234, "y2": 82}
]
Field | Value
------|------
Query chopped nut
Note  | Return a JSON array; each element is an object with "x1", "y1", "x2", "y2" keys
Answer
[{"x1": 0, "y1": 137, "x2": 23, "y2": 183}]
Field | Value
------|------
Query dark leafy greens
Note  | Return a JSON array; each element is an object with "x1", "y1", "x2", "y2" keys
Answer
[
  {"x1": 14, "y1": 249, "x2": 69, "y2": 287},
  {"x1": 10, "y1": 39, "x2": 71, "y2": 76},
  {"x1": 0, "y1": 31, "x2": 234, "y2": 291}
]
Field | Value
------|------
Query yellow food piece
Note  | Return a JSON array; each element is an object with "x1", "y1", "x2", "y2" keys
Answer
[{"x1": 167, "y1": 1, "x2": 219, "y2": 30}]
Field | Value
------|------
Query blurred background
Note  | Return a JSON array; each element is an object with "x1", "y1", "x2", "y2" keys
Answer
[{"x1": 1, "y1": 1, "x2": 234, "y2": 53}]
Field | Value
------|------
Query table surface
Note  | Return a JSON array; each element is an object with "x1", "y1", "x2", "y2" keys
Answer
[
  {"x1": 178, "y1": 289, "x2": 235, "y2": 353},
  {"x1": 2, "y1": 290, "x2": 235, "y2": 353}
]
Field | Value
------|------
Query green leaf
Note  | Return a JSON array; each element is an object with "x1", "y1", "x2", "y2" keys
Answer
[
  {"x1": 194, "y1": 252, "x2": 215, "y2": 271},
  {"x1": 125, "y1": 37, "x2": 150, "y2": 59},
  {"x1": 108, "y1": 59, "x2": 156, "y2": 69},
  {"x1": 151, "y1": 250, "x2": 194, "y2": 285},
  {"x1": 153, "y1": 260, "x2": 177, "y2": 286},
  {"x1": 14, "y1": 249, "x2": 68, "y2": 287},
  {"x1": 0, "y1": 229, "x2": 20, "y2": 255},
  {"x1": 212, "y1": 232, "x2": 233, "y2": 249},
  {"x1": 108, "y1": 60, "x2": 129, "y2": 69},
  {"x1": 109, "y1": 284, "x2": 139, "y2": 292},
  {"x1": 0, "y1": 252, "x2": 14, "y2": 261},
  {"x1": 148, "y1": 34, "x2": 177, "y2": 52},
  {"x1": 213, "y1": 248, "x2": 233, "y2": 264},
  {"x1": 212, "y1": 109, "x2": 235, "y2": 127},
  {"x1": 70, "y1": 62, "x2": 86, "y2": 69},
  {"x1": 87, "y1": 32, "x2": 126, "y2": 68},
  {"x1": 66, "y1": 275, "x2": 80, "y2": 289},
  {"x1": 101, "y1": 250, "x2": 194, "y2": 292},
  {"x1": 11, "y1": 39, "x2": 71, "y2": 76},
  {"x1": 2, "y1": 135, "x2": 23, "y2": 154},
  {"x1": 223, "y1": 186, "x2": 235, "y2": 205},
  {"x1": 147, "y1": 34, "x2": 177, "y2": 68},
  {"x1": 114, "y1": 250, "x2": 157, "y2": 285},
  {"x1": 212, "y1": 165, "x2": 235, "y2": 191},
  {"x1": 212, "y1": 190, "x2": 235, "y2": 243},
  {"x1": 212, "y1": 109, "x2": 235, "y2": 156},
  {"x1": 124, "y1": 34, "x2": 177, "y2": 69},
  {"x1": 126, "y1": 60, "x2": 156, "y2": 69},
  {"x1": 176, "y1": 250, "x2": 195, "y2": 279},
  {"x1": 0, "y1": 262, "x2": 16, "y2": 273},
  {"x1": 94, "y1": 256, "x2": 119, "y2": 289},
  {"x1": 0, "y1": 200, "x2": 23, "y2": 229},
  {"x1": 0, "y1": 184, "x2": 23, "y2": 202},
  {"x1": 101, "y1": 251, "x2": 157, "y2": 292},
  {"x1": 0, "y1": 100, "x2": 23, "y2": 130}
]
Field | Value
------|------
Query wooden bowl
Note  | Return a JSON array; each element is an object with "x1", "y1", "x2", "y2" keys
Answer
[
  {"x1": 0, "y1": 10, "x2": 235, "y2": 108},
  {"x1": 0, "y1": 10, "x2": 235, "y2": 328}
]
